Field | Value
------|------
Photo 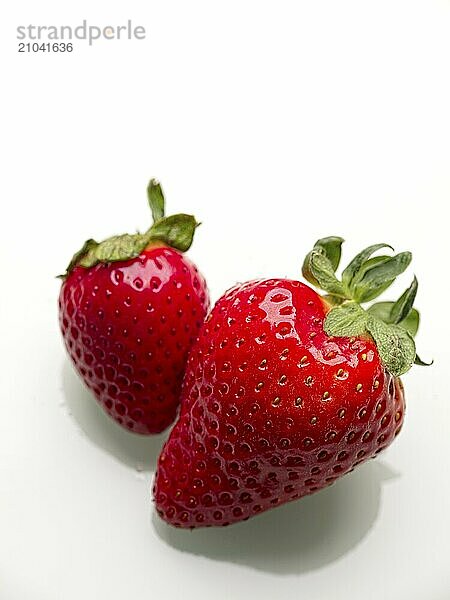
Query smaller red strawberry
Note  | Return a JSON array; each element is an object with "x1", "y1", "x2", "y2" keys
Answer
[
  {"x1": 153, "y1": 237, "x2": 429, "y2": 527},
  {"x1": 59, "y1": 179, "x2": 209, "y2": 434}
]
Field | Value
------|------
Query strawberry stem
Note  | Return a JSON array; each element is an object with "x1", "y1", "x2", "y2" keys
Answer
[{"x1": 147, "y1": 179, "x2": 165, "y2": 222}]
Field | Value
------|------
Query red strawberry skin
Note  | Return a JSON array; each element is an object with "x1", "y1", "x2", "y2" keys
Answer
[
  {"x1": 153, "y1": 278, "x2": 405, "y2": 527},
  {"x1": 59, "y1": 245, "x2": 209, "y2": 434}
]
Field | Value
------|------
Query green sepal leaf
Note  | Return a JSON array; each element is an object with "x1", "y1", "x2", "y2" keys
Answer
[
  {"x1": 78, "y1": 233, "x2": 148, "y2": 268},
  {"x1": 342, "y1": 243, "x2": 393, "y2": 290},
  {"x1": 366, "y1": 316, "x2": 416, "y2": 376},
  {"x1": 390, "y1": 276, "x2": 418, "y2": 324},
  {"x1": 66, "y1": 213, "x2": 199, "y2": 272},
  {"x1": 353, "y1": 251, "x2": 412, "y2": 303},
  {"x1": 324, "y1": 303, "x2": 368, "y2": 337},
  {"x1": 301, "y1": 256, "x2": 317, "y2": 286},
  {"x1": 147, "y1": 214, "x2": 198, "y2": 252},
  {"x1": 367, "y1": 301, "x2": 420, "y2": 337},
  {"x1": 60, "y1": 238, "x2": 98, "y2": 277},
  {"x1": 403, "y1": 308, "x2": 420, "y2": 337},
  {"x1": 302, "y1": 237, "x2": 344, "y2": 286},
  {"x1": 147, "y1": 178, "x2": 165, "y2": 223},
  {"x1": 300, "y1": 236, "x2": 425, "y2": 377},
  {"x1": 309, "y1": 250, "x2": 347, "y2": 298},
  {"x1": 352, "y1": 255, "x2": 392, "y2": 280},
  {"x1": 366, "y1": 301, "x2": 393, "y2": 323},
  {"x1": 64, "y1": 214, "x2": 198, "y2": 272},
  {"x1": 414, "y1": 354, "x2": 433, "y2": 367},
  {"x1": 315, "y1": 237, "x2": 344, "y2": 271},
  {"x1": 61, "y1": 179, "x2": 200, "y2": 276}
]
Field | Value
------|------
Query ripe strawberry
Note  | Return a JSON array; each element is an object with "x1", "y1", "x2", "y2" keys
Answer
[
  {"x1": 59, "y1": 179, "x2": 209, "y2": 434},
  {"x1": 154, "y1": 237, "x2": 429, "y2": 526}
]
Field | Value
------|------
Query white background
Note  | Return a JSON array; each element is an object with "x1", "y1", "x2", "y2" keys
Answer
[{"x1": 2, "y1": 2, "x2": 450, "y2": 599}]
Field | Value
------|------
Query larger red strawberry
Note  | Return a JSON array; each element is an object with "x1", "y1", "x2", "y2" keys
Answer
[
  {"x1": 153, "y1": 237, "x2": 429, "y2": 526},
  {"x1": 59, "y1": 179, "x2": 209, "y2": 434}
]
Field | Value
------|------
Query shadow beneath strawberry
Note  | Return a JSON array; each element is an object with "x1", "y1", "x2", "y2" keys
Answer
[
  {"x1": 62, "y1": 362, "x2": 169, "y2": 471},
  {"x1": 152, "y1": 461, "x2": 399, "y2": 574}
]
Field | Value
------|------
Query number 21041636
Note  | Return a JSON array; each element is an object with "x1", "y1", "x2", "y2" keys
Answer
[{"x1": 18, "y1": 42, "x2": 73, "y2": 53}]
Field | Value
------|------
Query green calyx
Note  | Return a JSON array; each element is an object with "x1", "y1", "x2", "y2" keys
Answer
[
  {"x1": 302, "y1": 237, "x2": 431, "y2": 377},
  {"x1": 61, "y1": 179, "x2": 199, "y2": 277}
]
